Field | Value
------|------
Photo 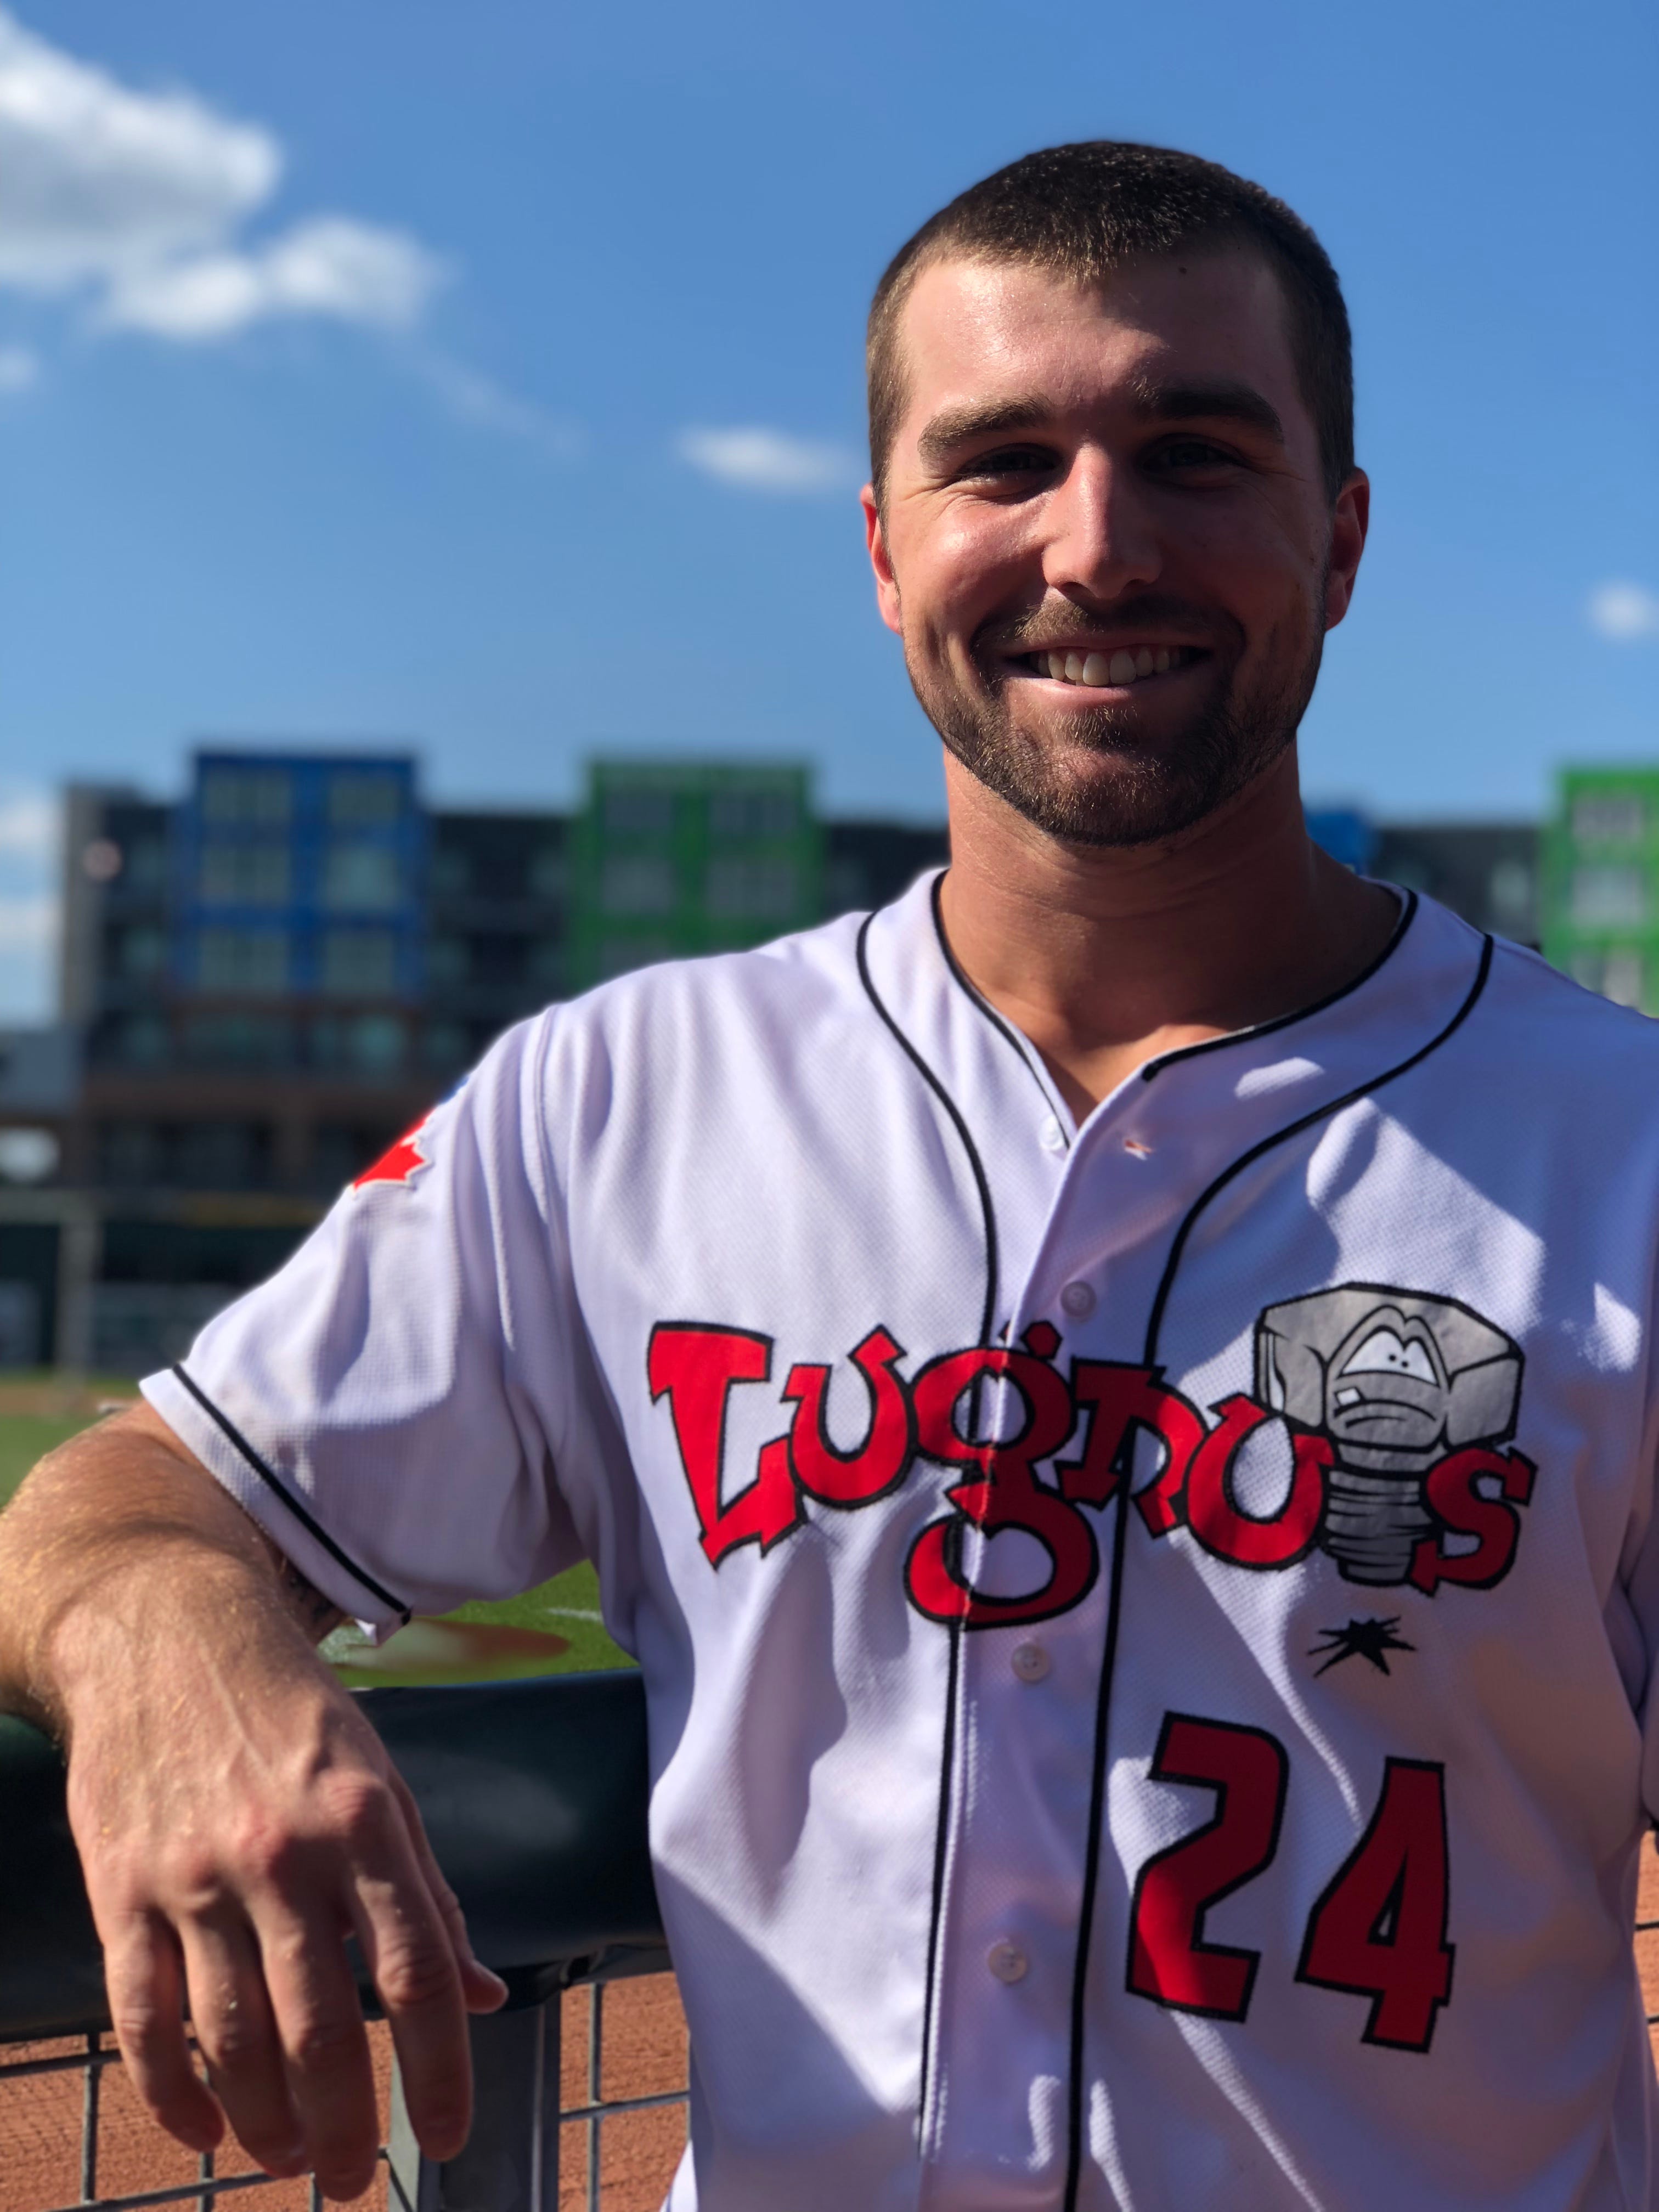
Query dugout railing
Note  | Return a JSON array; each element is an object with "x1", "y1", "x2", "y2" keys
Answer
[{"x1": 0, "y1": 1671, "x2": 682, "y2": 2212}]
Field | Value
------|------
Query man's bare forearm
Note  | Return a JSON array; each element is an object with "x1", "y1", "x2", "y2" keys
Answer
[{"x1": 0, "y1": 1402, "x2": 341, "y2": 1739}]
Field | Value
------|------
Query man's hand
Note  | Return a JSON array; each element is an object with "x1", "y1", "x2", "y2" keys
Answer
[{"x1": 0, "y1": 1404, "x2": 506, "y2": 2201}]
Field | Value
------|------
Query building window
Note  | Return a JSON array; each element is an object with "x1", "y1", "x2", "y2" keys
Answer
[
  {"x1": 426, "y1": 935, "x2": 470, "y2": 985},
  {"x1": 201, "y1": 768, "x2": 292, "y2": 826},
  {"x1": 601, "y1": 855, "x2": 677, "y2": 917},
  {"x1": 704, "y1": 856, "x2": 800, "y2": 919},
  {"x1": 1488, "y1": 859, "x2": 1533, "y2": 935},
  {"x1": 174, "y1": 1121, "x2": 272, "y2": 1190},
  {"x1": 1572, "y1": 795, "x2": 1645, "y2": 844},
  {"x1": 598, "y1": 935, "x2": 673, "y2": 979},
  {"x1": 603, "y1": 791, "x2": 674, "y2": 837},
  {"x1": 527, "y1": 846, "x2": 567, "y2": 900},
  {"x1": 527, "y1": 938, "x2": 563, "y2": 992},
  {"x1": 114, "y1": 926, "x2": 168, "y2": 978},
  {"x1": 99, "y1": 1121, "x2": 164, "y2": 1186},
  {"x1": 708, "y1": 791, "x2": 798, "y2": 839},
  {"x1": 1570, "y1": 866, "x2": 1647, "y2": 929},
  {"x1": 125, "y1": 838, "x2": 171, "y2": 894},
  {"x1": 323, "y1": 843, "x2": 402, "y2": 910},
  {"x1": 421, "y1": 1020, "x2": 471, "y2": 1071},
  {"x1": 199, "y1": 843, "x2": 290, "y2": 904},
  {"x1": 430, "y1": 846, "x2": 472, "y2": 898},
  {"x1": 320, "y1": 929, "x2": 398, "y2": 997},
  {"x1": 327, "y1": 772, "x2": 404, "y2": 828},
  {"x1": 311, "y1": 1015, "x2": 407, "y2": 1073},
  {"x1": 196, "y1": 928, "x2": 290, "y2": 994},
  {"x1": 1602, "y1": 950, "x2": 1645, "y2": 1008},
  {"x1": 182, "y1": 1014, "x2": 295, "y2": 1069},
  {"x1": 109, "y1": 1015, "x2": 169, "y2": 1066}
]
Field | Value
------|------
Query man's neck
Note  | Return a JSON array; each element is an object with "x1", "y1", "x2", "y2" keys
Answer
[{"x1": 937, "y1": 748, "x2": 1402, "y2": 1124}]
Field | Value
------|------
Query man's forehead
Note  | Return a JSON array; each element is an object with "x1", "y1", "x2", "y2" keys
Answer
[{"x1": 894, "y1": 249, "x2": 1300, "y2": 436}]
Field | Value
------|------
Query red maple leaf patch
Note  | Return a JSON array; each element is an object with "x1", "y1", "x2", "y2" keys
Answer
[{"x1": 354, "y1": 1117, "x2": 431, "y2": 1189}]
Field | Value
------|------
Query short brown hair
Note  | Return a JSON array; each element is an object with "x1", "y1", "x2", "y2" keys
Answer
[{"x1": 867, "y1": 141, "x2": 1354, "y2": 506}]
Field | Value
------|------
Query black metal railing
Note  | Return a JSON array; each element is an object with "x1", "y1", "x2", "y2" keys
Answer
[{"x1": 0, "y1": 1673, "x2": 684, "y2": 2211}]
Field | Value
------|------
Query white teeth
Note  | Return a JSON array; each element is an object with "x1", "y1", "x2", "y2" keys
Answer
[{"x1": 1037, "y1": 645, "x2": 1187, "y2": 685}]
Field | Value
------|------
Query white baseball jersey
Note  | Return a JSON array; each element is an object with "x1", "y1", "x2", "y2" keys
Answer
[{"x1": 143, "y1": 873, "x2": 1659, "y2": 2212}]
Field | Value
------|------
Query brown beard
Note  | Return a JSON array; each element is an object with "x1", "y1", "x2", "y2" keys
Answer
[{"x1": 906, "y1": 598, "x2": 1326, "y2": 849}]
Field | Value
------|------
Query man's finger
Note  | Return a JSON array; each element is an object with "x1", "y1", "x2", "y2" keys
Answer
[
  {"x1": 346, "y1": 1836, "x2": 474, "y2": 2163},
  {"x1": 257, "y1": 1906, "x2": 381, "y2": 2201},
  {"x1": 387, "y1": 1769, "x2": 508, "y2": 2013},
  {"x1": 177, "y1": 1914, "x2": 302, "y2": 2179},
  {"x1": 101, "y1": 1909, "x2": 223, "y2": 2155}
]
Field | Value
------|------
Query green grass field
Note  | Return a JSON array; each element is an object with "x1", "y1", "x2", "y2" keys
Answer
[{"x1": 0, "y1": 1398, "x2": 632, "y2": 1683}]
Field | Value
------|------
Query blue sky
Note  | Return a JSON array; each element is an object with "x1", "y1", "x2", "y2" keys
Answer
[{"x1": 0, "y1": 0, "x2": 1654, "y2": 1013}]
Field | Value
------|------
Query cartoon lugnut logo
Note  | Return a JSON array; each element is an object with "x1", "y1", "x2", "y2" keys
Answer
[
  {"x1": 648, "y1": 1283, "x2": 1536, "y2": 1633},
  {"x1": 1256, "y1": 1288, "x2": 1526, "y2": 1587}
]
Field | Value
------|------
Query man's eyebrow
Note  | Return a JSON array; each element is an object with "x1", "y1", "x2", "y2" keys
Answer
[
  {"x1": 914, "y1": 399, "x2": 1050, "y2": 470},
  {"x1": 1128, "y1": 377, "x2": 1284, "y2": 442}
]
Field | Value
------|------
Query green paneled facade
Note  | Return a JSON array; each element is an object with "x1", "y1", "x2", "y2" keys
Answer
[
  {"x1": 567, "y1": 760, "x2": 823, "y2": 989},
  {"x1": 1542, "y1": 768, "x2": 1659, "y2": 1013}
]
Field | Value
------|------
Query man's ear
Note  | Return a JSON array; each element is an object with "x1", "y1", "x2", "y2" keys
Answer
[
  {"x1": 1323, "y1": 470, "x2": 1370, "y2": 631},
  {"x1": 861, "y1": 485, "x2": 905, "y2": 637}
]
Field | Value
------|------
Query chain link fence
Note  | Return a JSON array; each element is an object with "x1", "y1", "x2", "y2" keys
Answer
[{"x1": 0, "y1": 1968, "x2": 688, "y2": 2212}]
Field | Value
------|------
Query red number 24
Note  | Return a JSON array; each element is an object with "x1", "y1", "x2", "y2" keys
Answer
[{"x1": 1127, "y1": 1715, "x2": 1454, "y2": 2053}]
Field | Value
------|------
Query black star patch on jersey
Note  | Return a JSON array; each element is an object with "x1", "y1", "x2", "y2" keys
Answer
[{"x1": 1309, "y1": 1617, "x2": 1416, "y2": 1677}]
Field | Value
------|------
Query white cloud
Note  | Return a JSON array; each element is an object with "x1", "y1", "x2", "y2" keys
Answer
[
  {"x1": 677, "y1": 425, "x2": 861, "y2": 495},
  {"x1": 0, "y1": 7, "x2": 276, "y2": 294},
  {"x1": 0, "y1": 788, "x2": 56, "y2": 857},
  {"x1": 102, "y1": 216, "x2": 443, "y2": 340},
  {"x1": 415, "y1": 354, "x2": 583, "y2": 460},
  {"x1": 1588, "y1": 580, "x2": 1659, "y2": 644},
  {"x1": 0, "y1": 7, "x2": 439, "y2": 342},
  {"x1": 0, "y1": 343, "x2": 36, "y2": 391}
]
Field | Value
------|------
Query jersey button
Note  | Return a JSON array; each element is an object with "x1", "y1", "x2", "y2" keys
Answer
[
  {"x1": 987, "y1": 1939, "x2": 1029, "y2": 1985},
  {"x1": 1059, "y1": 1281, "x2": 1096, "y2": 1319},
  {"x1": 1011, "y1": 1640, "x2": 1051, "y2": 1683},
  {"x1": 1039, "y1": 1116, "x2": 1066, "y2": 1154}
]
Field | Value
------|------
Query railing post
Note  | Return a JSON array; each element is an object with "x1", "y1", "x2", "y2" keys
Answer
[{"x1": 387, "y1": 1994, "x2": 562, "y2": 2212}]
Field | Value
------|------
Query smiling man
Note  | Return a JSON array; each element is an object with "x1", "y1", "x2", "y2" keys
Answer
[{"x1": 7, "y1": 142, "x2": 1659, "y2": 2212}]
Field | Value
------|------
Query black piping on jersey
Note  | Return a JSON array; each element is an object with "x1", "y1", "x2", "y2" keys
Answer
[
  {"x1": 929, "y1": 870, "x2": 1071, "y2": 1150},
  {"x1": 1139, "y1": 885, "x2": 1419, "y2": 1084},
  {"x1": 855, "y1": 907, "x2": 997, "y2": 2149},
  {"x1": 856, "y1": 910, "x2": 1000, "y2": 1346},
  {"x1": 1057, "y1": 927, "x2": 1493, "y2": 2212},
  {"x1": 170, "y1": 1362, "x2": 411, "y2": 1621}
]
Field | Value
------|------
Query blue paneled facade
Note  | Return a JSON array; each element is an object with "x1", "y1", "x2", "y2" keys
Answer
[{"x1": 173, "y1": 752, "x2": 426, "y2": 1004}]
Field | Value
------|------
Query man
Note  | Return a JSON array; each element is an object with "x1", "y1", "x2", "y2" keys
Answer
[{"x1": 3, "y1": 140, "x2": 1657, "y2": 2210}]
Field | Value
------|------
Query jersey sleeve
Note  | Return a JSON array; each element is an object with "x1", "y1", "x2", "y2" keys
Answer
[{"x1": 139, "y1": 1014, "x2": 588, "y2": 1635}]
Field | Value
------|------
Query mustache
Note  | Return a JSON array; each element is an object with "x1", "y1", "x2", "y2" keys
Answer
[{"x1": 974, "y1": 595, "x2": 1242, "y2": 658}]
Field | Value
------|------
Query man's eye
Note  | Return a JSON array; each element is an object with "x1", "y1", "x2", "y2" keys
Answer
[
  {"x1": 957, "y1": 446, "x2": 1054, "y2": 482},
  {"x1": 1150, "y1": 438, "x2": 1239, "y2": 471}
]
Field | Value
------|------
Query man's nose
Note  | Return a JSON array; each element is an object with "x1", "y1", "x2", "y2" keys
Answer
[{"x1": 1040, "y1": 450, "x2": 1160, "y2": 601}]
